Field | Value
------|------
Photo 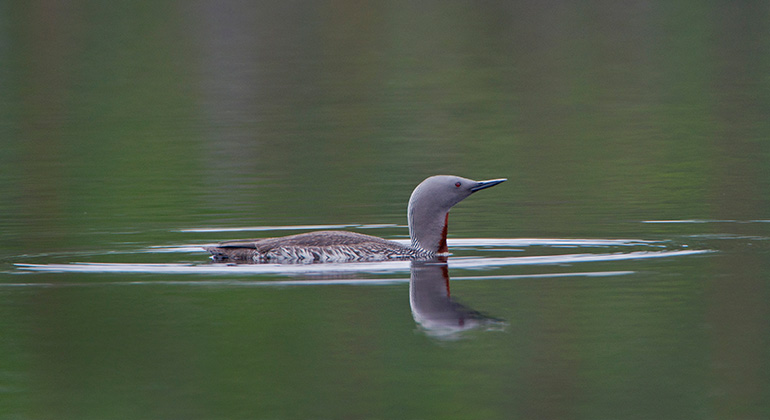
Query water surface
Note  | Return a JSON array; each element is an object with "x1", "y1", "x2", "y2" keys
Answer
[{"x1": 2, "y1": 1, "x2": 770, "y2": 419}]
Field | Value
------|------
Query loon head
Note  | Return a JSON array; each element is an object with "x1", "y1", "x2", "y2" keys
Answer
[{"x1": 407, "y1": 175, "x2": 506, "y2": 255}]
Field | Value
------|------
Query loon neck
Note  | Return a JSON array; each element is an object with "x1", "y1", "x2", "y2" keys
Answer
[
  {"x1": 408, "y1": 208, "x2": 450, "y2": 255},
  {"x1": 437, "y1": 213, "x2": 449, "y2": 254}
]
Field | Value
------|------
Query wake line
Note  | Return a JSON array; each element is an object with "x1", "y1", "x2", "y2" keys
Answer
[
  {"x1": 14, "y1": 249, "x2": 711, "y2": 275},
  {"x1": 144, "y1": 237, "x2": 664, "y2": 254},
  {"x1": 178, "y1": 224, "x2": 401, "y2": 233}
]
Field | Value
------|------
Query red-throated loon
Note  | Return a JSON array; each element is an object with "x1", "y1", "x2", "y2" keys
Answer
[{"x1": 205, "y1": 175, "x2": 506, "y2": 263}]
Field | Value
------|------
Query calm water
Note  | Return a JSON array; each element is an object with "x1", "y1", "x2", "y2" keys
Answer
[{"x1": 2, "y1": 2, "x2": 770, "y2": 419}]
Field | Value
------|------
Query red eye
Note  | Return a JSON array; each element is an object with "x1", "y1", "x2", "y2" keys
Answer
[{"x1": 455, "y1": 182, "x2": 461, "y2": 187}]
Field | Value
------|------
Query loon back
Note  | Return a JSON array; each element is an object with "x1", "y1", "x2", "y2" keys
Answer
[{"x1": 206, "y1": 230, "x2": 420, "y2": 263}]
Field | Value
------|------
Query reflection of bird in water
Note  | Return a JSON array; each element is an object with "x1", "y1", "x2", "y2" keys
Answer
[
  {"x1": 206, "y1": 175, "x2": 505, "y2": 263},
  {"x1": 410, "y1": 259, "x2": 506, "y2": 340}
]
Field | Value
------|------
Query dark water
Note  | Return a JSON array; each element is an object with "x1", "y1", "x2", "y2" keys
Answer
[{"x1": 2, "y1": 2, "x2": 770, "y2": 419}]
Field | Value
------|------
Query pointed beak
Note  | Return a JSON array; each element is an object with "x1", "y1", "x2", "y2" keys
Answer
[{"x1": 470, "y1": 178, "x2": 507, "y2": 192}]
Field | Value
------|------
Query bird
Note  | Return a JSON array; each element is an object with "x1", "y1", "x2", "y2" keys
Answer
[{"x1": 205, "y1": 175, "x2": 506, "y2": 263}]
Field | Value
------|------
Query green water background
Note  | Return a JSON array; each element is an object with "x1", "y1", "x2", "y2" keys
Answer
[{"x1": 1, "y1": 2, "x2": 769, "y2": 419}]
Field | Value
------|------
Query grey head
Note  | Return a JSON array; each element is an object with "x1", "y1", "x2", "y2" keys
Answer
[{"x1": 407, "y1": 175, "x2": 506, "y2": 255}]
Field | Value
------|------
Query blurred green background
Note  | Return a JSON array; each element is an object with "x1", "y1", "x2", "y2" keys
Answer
[{"x1": 1, "y1": 1, "x2": 769, "y2": 419}]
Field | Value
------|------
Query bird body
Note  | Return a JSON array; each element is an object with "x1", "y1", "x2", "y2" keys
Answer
[
  {"x1": 205, "y1": 175, "x2": 506, "y2": 263},
  {"x1": 209, "y1": 230, "x2": 419, "y2": 262}
]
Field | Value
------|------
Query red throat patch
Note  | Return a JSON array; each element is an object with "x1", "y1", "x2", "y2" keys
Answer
[{"x1": 438, "y1": 213, "x2": 449, "y2": 254}]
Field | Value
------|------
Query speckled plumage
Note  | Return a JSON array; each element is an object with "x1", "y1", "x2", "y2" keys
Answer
[{"x1": 206, "y1": 231, "x2": 424, "y2": 263}]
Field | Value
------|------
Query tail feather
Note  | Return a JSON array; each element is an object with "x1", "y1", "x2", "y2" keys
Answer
[{"x1": 205, "y1": 246, "x2": 257, "y2": 262}]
